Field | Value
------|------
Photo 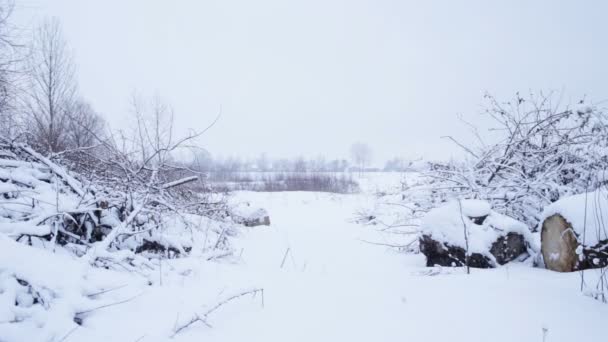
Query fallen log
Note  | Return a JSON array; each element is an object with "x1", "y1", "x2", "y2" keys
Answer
[{"x1": 419, "y1": 199, "x2": 531, "y2": 268}]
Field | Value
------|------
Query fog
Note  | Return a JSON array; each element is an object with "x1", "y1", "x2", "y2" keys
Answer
[{"x1": 17, "y1": 0, "x2": 608, "y2": 163}]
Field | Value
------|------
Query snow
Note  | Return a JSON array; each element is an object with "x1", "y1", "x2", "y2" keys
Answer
[
  {"x1": 420, "y1": 199, "x2": 532, "y2": 254},
  {"x1": 0, "y1": 158, "x2": 46, "y2": 169},
  {"x1": 0, "y1": 221, "x2": 51, "y2": 237},
  {"x1": 1, "y1": 174, "x2": 607, "y2": 341},
  {"x1": 542, "y1": 188, "x2": 608, "y2": 246},
  {"x1": 0, "y1": 233, "x2": 141, "y2": 341},
  {"x1": 459, "y1": 199, "x2": 491, "y2": 217}
]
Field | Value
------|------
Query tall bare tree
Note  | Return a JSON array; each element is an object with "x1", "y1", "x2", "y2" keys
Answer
[
  {"x1": 0, "y1": 1, "x2": 25, "y2": 138},
  {"x1": 25, "y1": 17, "x2": 77, "y2": 153}
]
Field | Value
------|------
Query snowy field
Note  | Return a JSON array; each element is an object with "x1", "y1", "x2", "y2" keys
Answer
[
  {"x1": 35, "y1": 186, "x2": 607, "y2": 342},
  {"x1": 3, "y1": 2, "x2": 608, "y2": 341}
]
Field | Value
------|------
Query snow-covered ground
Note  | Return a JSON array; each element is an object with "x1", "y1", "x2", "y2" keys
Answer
[{"x1": 50, "y1": 189, "x2": 607, "y2": 342}]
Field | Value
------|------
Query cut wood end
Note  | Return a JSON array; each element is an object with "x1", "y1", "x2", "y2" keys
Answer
[{"x1": 541, "y1": 214, "x2": 579, "y2": 272}]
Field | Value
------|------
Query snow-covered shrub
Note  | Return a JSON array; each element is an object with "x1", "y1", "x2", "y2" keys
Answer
[
  {"x1": 419, "y1": 199, "x2": 533, "y2": 268},
  {"x1": 427, "y1": 92, "x2": 608, "y2": 229},
  {"x1": 358, "y1": 92, "x2": 608, "y2": 260}
]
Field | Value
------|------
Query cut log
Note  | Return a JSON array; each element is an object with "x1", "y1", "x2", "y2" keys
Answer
[
  {"x1": 540, "y1": 189, "x2": 608, "y2": 272},
  {"x1": 161, "y1": 176, "x2": 198, "y2": 190},
  {"x1": 541, "y1": 214, "x2": 580, "y2": 272},
  {"x1": 541, "y1": 213, "x2": 608, "y2": 272},
  {"x1": 489, "y1": 233, "x2": 528, "y2": 265},
  {"x1": 419, "y1": 200, "x2": 531, "y2": 268},
  {"x1": 420, "y1": 232, "x2": 527, "y2": 268}
]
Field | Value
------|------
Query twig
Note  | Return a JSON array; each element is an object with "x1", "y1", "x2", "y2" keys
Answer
[
  {"x1": 358, "y1": 238, "x2": 417, "y2": 249},
  {"x1": 172, "y1": 288, "x2": 263, "y2": 336},
  {"x1": 76, "y1": 292, "x2": 143, "y2": 315},
  {"x1": 280, "y1": 247, "x2": 291, "y2": 268},
  {"x1": 457, "y1": 199, "x2": 471, "y2": 274},
  {"x1": 87, "y1": 284, "x2": 128, "y2": 298},
  {"x1": 57, "y1": 326, "x2": 79, "y2": 342}
]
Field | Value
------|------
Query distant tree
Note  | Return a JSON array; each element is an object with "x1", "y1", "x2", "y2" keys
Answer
[
  {"x1": 190, "y1": 148, "x2": 213, "y2": 172},
  {"x1": 312, "y1": 155, "x2": 327, "y2": 172},
  {"x1": 294, "y1": 156, "x2": 307, "y2": 172},
  {"x1": 65, "y1": 100, "x2": 105, "y2": 149},
  {"x1": 24, "y1": 18, "x2": 78, "y2": 153},
  {"x1": 256, "y1": 153, "x2": 270, "y2": 171},
  {"x1": 272, "y1": 158, "x2": 290, "y2": 171},
  {"x1": 384, "y1": 157, "x2": 409, "y2": 172},
  {"x1": 327, "y1": 159, "x2": 341, "y2": 172},
  {"x1": 350, "y1": 142, "x2": 372, "y2": 175}
]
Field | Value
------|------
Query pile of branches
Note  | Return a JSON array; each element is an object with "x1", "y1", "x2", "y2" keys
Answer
[{"x1": 0, "y1": 130, "x2": 234, "y2": 267}]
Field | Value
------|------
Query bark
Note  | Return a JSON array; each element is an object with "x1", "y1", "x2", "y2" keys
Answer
[{"x1": 420, "y1": 233, "x2": 527, "y2": 268}]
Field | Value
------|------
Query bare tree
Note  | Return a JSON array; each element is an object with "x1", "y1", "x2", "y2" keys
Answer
[
  {"x1": 350, "y1": 142, "x2": 372, "y2": 175},
  {"x1": 24, "y1": 17, "x2": 77, "y2": 154},
  {"x1": 64, "y1": 99, "x2": 105, "y2": 149},
  {"x1": 0, "y1": 1, "x2": 25, "y2": 138}
]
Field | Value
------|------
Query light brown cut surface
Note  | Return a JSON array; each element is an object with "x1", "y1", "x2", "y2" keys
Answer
[{"x1": 541, "y1": 214, "x2": 579, "y2": 272}]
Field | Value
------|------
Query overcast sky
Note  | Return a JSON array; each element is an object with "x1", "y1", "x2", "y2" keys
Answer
[{"x1": 15, "y1": 0, "x2": 608, "y2": 163}]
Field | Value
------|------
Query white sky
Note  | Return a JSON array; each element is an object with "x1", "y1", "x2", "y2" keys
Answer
[{"x1": 14, "y1": 0, "x2": 608, "y2": 163}]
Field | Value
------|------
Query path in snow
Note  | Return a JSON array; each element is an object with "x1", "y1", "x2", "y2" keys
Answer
[
  {"x1": 198, "y1": 192, "x2": 608, "y2": 342},
  {"x1": 82, "y1": 191, "x2": 608, "y2": 342}
]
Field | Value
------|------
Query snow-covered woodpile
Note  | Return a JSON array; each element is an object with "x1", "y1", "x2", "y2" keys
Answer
[
  {"x1": 541, "y1": 189, "x2": 608, "y2": 272},
  {"x1": 419, "y1": 200, "x2": 533, "y2": 268},
  {"x1": 0, "y1": 143, "x2": 228, "y2": 258},
  {"x1": 0, "y1": 140, "x2": 255, "y2": 340}
]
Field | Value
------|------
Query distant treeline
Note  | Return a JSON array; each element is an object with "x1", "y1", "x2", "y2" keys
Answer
[
  {"x1": 207, "y1": 171, "x2": 360, "y2": 194},
  {"x1": 190, "y1": 152, "x2": 414, "y2": 173}
]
